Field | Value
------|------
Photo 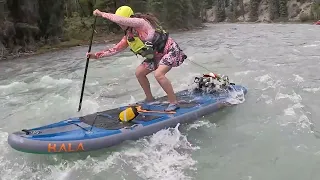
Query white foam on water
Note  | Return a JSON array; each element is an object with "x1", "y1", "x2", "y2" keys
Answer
[
  {"x1": 106, "y1": 124, "x2": 198, "y2": 179},
  {"x1": 298, "y1": 114, "x2": 313, "y2": 129},
  {"x1": 186, "y1": 120, "x2": 216, "y2": 130},
  {"x1": 40, "y1": 75, "x2": 73, "y2": 86},
  {"x1": 0, "y1": 81, "x2": 27, "y2": 89},
  {"x1": 284, "y1": 107, "x2": 296, "y2": 116},
  {"x1": 31, "y1": 75, "x2": 74, "y2": 89},
  {"x1": 294, "y1": 144, "x2": 309, "y2": 153},
  {"x1": 275, "y1": 91, "x2": 313, "y2": 131},
  {"x1": 292, "y1": 103, "x2": 304, "y2": 109},
  {"x1": 0, "y1": 124, "x2": 198, "y2": 180},
  {"x1": 257, "y1": 94, "x2": 273, "y2": 104},
  {"x1": 123, "y1": 56, "x2": 144, "y2": 70},
  {"x1": 275, "y1": 92, "x2": 302, "y2": 103},
  {"x1": 246, "y1": 58, "x2": 258, "y2": 63},
  {"x1": 0, "y1": 74, "x2": 105, "y2": 129},
  {"x1": 106, "y1": 124, "x2": 198, "y2": 180},
  {"x1": 234, "y1": 70, "x2": 255, "y2": 76},
  {"x1": 303, "y1": 87, "x2": 320, "y2": 93},
  {"x1": 265, "y1": 99, "x2": 273, "y2": 104},
  {"x1": 0, "y1": 81, "x2": 28, "y2": 95},
  {"x1": 87, "y1": 81, "x2": 99, "y2": 86},
  {"x1": 225, "y1": 86, "x2": 246, "y2": 105},
  {"x1": 255, "y1": 74, "x2": 272, "y2": 84},
  {"x1": 0, "y1": 153, "x2": 83, "y2": 180},
  {"x1": 0, "y1": 75, "x2": 79, "y2": 97},
  {"x1": 34, "y1": 124, "x2": 194, "y2": 180},
  {"x1": 90, "y1": 153, "x2": 121, "y2": 174},
  {"x1": 303, "y1": 44, "x2": 319, "y2": 48},
  {"x1": 254, "y1": 74, "x2": 281, "y2": 90},
  {"x1": 0, "y1": 131, "x2": 9, "y2": 154},
  {"x1": 293, "y1": 49, "x2": 300, "y2": 53},
  {"x1": 293, "y1": 74, "x2": 304, "y2": 83},
  {"x1": 23, "y1": 93, "x2": 98, "y2": 123},
  {"x1": 0, "y1": 131, "x2": 23, "y2": 180}
]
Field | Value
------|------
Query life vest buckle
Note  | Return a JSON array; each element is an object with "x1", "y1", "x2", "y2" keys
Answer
[{"x1": 127, "y1": 36, "x2": 135, "y2": 42}]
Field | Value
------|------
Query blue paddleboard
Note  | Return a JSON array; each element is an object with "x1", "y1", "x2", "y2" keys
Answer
[{"x1": 8, "y1": 74, "x2": 247, "y2": 154}]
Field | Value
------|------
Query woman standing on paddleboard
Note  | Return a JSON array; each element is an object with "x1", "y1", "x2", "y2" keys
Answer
[{"x1": 86, "y1": 6, "x2": 187, "y2": 111}]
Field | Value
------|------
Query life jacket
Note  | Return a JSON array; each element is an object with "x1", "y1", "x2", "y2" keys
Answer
[{"x1": 124, "y1": 19, "x2": 168, "y2": 60}]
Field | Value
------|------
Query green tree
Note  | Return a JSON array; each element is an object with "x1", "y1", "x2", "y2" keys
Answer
[
  {"x1": 216, "y1": 0, "x2": 226, "y2": 22},
  {"x1": 249, "y1": 0, "x2": 260, "y2": 21},
  {"x1": 147, "y1": 0, "x2": 167, "y2": 23},
  {"x1": 279, "y1": 0, "x2": 288, "y2": 19},
  {"x1": 311, "y1": 3, "x2": 320, "y2": 20}
]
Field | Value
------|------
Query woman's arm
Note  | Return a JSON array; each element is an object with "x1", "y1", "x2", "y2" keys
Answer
[
  {"x1": 94, "y1": 36, "x2": 128, "y2": 58},
  {"x1": 100, "y1": 12, "x2": 146, "y2": 28},
  {"x1": 98, "y1": 11, "x2": 155, "y2": 41}
]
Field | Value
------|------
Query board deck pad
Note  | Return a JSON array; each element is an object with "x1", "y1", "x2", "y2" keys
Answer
[
  {"x1": 79, "y1": 111, "x2": 161, "y2": 130},
  {"x1": 79, "y1": 90, "x2": 203, "y2": 130}
]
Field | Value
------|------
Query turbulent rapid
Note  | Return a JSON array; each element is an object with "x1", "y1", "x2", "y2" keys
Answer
[{"x1": 0, "y1": 23, "x2": 320, "y2": 180}]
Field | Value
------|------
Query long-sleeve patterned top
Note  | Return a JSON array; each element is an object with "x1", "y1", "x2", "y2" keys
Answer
[{"x1": 94, "y1": 12, "x2": 155, "y2": 58}]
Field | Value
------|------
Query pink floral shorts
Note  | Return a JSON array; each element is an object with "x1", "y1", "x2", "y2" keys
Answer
[{"x1": 141, "y1": 37, "x2": 187, "y2": 71}]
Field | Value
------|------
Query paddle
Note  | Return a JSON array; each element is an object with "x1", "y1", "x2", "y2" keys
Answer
[{"x1": 78, "y1": 16, "x2": 97, "y2": 112}]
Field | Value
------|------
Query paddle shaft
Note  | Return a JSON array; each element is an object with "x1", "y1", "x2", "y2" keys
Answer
[{"x1": 78, "y1": 16, "x2": 97, "y2": 112}]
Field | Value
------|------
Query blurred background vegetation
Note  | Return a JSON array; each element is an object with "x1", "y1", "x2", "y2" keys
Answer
[{"x1": 0, "y1": 0, "x2": 319, "y2": 59}]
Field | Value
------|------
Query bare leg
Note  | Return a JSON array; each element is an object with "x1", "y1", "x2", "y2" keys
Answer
[
  {"x1": 135, "y1": 64, "x2": 154, "y2": 101},
  {"x1": 154, "y1": 64, "x2": 178, "y2": 104}
]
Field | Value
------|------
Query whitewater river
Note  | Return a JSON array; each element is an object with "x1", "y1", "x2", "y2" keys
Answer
[{"x1": 1, "y1": 23, "x2": 320, "y2": 180}]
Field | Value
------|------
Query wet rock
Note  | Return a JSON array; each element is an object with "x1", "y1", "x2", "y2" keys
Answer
[
  {"x1": 203, "y1": 0, "x2": 317, "y2": 23},
  {"x1": 288, "y1": 2, "x2": 301, "y2": 19},
  {"x1": 15, "y1": 23, "x2": 40, "y2": 46},
  {"x1": 1, "y1": 20, "x2": 16, "y2": 50},
  {"x1": 0, "y1": 41, "x2": 8, "y2": 60},
  {"x1": 258, "y1": 0, "x2": 271, "y2": 22},
  {"x1": 46, "y1": 36, "x2": 61, "y2": 45},
  {"x1": 12, "y1": 45, "x2": 22, "y2": 54},
  {"x1": 206, "y1": 7, "x2": 217, "y2": 22}
]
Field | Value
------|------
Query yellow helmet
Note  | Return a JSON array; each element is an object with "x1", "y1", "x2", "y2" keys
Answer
[{"x1": 115, "y1": 6, "x2": 134, "y2": 18}]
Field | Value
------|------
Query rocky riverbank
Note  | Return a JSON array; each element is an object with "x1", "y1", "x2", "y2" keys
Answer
[
  {"x1": 1, "y1": 0, "x2": 319, "y2": 61},
  {"x1": 0, "y1": 32, "x2": 124, "y2": 61},
  {"x1": 0, "y1": 0, "x2": 207, "y2": 61},
  {"x1": 203, "y1": 0, "x2": 320, "y2": 23},
  {"x1": 0, "y1": 26, "x2": 205, "y2": 61}
]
